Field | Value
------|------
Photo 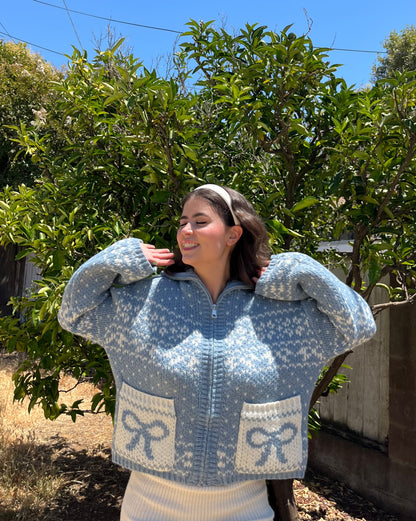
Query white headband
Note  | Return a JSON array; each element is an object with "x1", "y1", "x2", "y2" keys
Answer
[{"x1": 194, "y1": 184, "x2": 241, "y2": 226}]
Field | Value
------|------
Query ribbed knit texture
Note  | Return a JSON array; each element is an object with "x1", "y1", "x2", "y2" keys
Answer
[
  {"x1": 120, "y1": 472, "x2": 274, "y2": 521},
  {"x1": 58, "y1": 238, "x2": 376, "y2": 486}
]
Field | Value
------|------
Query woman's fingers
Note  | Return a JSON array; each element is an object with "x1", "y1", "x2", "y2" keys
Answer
[
  {"x1": 152, "y1": 249, "x2": 175, "y2": 266},
  {"x1": 252, "y1": 261, "x2": 271, "y2": 284},
  {"x1": 140, "y1": 243, "x2": 155, "y2": 263},
  {"x1": 141, "y1": 244, "x2": 175, "y2": 267}
]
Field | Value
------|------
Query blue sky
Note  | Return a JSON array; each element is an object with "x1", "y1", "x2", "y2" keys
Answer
[{"x1": 1, "y1": 0, "x2": 415, "y2": 87}]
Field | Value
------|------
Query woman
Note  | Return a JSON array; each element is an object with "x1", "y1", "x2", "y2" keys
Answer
[{"x1": 58, "y1": 184, "x2": 376, "y2": 521}]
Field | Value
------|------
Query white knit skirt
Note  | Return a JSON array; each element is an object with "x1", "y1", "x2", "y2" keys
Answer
[{"x1": 120, "y1": 471, "x2": 274, "y2": 521}]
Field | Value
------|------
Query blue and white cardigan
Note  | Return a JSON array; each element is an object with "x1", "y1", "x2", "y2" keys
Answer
[{"x1": 58, "y1": 238, "x2": 376, "y2": 486}]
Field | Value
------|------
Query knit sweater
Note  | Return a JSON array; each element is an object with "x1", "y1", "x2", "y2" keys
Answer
[{"x1": 58, "y1": 238, "x2": 376, "y2": 486}]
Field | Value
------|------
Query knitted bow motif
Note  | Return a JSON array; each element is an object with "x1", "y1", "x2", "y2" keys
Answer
[
  {"x1": 246, "y1": 422, "x2": 298, "y2": 467},
  {"x1": 122, "y1": 410, "x2": 170, "y2": 460}
]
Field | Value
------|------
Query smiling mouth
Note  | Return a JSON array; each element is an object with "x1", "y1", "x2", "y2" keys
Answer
[{"x1": 181, "y1": 242, "x2": 199, "y2": 251}]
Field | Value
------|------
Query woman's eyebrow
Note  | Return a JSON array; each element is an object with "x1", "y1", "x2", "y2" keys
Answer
[{"x1": 179, "y1": 212, "x2": 209, "y2": 220}]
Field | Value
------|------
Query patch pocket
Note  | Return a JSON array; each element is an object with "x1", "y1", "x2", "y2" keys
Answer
[
  {"x1": 235, "y1": 395, "x2": 302, "y2": 475},
  {"x1": 114, "y1": 382, "x2": 176, "y2": 472}
]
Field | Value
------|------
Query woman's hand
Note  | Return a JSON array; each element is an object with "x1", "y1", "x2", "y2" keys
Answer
[
  {"x1": 252, "y1": 261, "x2": 270, "y2": 284},
  {"x1": 141, "y1": 243, "x2": 175, "y2": 268}
]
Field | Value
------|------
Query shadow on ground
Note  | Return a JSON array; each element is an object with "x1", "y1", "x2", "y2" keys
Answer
[{"x1": 0, "y1": 435, "x2": 129, "y2": 521}]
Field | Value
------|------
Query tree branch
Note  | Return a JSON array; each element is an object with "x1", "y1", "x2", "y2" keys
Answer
[
  {"x1": 345, "y1": 223, "x2": 367, "y2": 288},
  {"x1": 375, "y1": 134, "x2": 416, "y2": 226},
  {"x1": 309, "y1": 351, "x2": 352, "y2": 409},
  {"x1": 371, "y1": 294, "x2": 416, "y2": 317}
]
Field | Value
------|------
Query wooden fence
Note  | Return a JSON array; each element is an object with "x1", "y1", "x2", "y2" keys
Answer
[{"x1": 317, "y1": 283, "x2": 390, "y2": 448}]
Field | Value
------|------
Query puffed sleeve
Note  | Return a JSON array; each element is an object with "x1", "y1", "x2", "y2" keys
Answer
[
  {"x1": 255, "y1": 252, "x2": 376, "y2": 349},
  {"x1": 58, "y1": 238, "x2": 154, "y2": 343}
]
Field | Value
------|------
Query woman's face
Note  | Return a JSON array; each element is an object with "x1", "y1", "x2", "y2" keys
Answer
[{"x1": 177, "y1": 196, "x2": 238, "y2": 274}]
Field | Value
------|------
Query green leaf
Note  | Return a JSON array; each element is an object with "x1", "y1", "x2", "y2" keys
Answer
[
  {"x1": 291, "y1": 197, "x2": 319, "y2": 213},
  {"x1": 150, "y1": 191, "x2": 170, "y2": 203},
  {"x1": 358, "y1": 195, "x2": 379, "y2": 205},
  {"x1": 382, "y1": 205, "x2": 395, "y2": 219}
]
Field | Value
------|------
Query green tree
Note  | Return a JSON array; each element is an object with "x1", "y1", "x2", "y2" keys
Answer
[
  {"x1": 372, "y1": 25, "x2": 416, "y2": 81},
  {"x1": 177, "y1": 21, "x2": 416, "y2": 308},
  {"x1": 0, "y1": 23, "x2": 416, "y2": 521},
  {"x1": 0, "y1": 25, "x2": 353, "y2": 424},
  {"x1": 1, "y1": 17, "x2": 416, "y2": 437},
  {"x1": 176, "y1": 22, "x2": 341, "y2": 253},
  {"x1": 0, "y1": 40, "x2": 60, "y2": 187},
  {"x1": 0, "y1": 39, "x2": 201, "y2": 420},
  {"x1": 322, "y1": 74, "x2": 416, "y2": 307}
]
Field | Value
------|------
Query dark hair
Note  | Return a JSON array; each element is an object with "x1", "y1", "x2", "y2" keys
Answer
[{"x1": 166, "y1": 186, "x2": 271, "y2": 287}]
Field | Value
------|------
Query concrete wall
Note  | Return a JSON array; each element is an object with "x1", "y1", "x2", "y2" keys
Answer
[{"x1": 309, "y1": 303, "x2": 416, "y2": 521}]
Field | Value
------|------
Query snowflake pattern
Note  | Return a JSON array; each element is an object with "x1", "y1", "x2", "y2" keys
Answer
[{"x1": 58, "y1": 238, "x2": 376, "y2": 485}]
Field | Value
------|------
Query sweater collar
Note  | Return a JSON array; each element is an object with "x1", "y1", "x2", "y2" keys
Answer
[{"x1": 161, "y1": 269, "x2": 251, "y2": 293}]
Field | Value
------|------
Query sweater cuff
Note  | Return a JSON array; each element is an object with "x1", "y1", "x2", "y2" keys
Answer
[
  {"x1": 104, "y1": 238, "x2": 155, "y2": 285},
  {"x1": 255, "y1": 253, "x2": 309, "y2": 301}
]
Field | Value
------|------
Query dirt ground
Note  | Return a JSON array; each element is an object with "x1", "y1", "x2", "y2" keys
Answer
[{"x1": 0, "y1": 352, "x2": 401, "y2": 521}]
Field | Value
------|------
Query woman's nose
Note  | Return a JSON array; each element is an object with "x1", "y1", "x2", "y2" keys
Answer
[{"x1": 181, "y1": 222, "x2": 193, "y2": 234}]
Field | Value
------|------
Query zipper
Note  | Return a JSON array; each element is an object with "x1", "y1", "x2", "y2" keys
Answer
[
  {"x1": 199, "y1": 288, "x2": 218, "y2": 484},
  {"x1": 211, "y1": 304, "x2": 217, "y2": 318},
  {"x1": 200, "y1": 319, "x2": 216, "y2": 486},
  {"x1": 188, "y1": 278, "x2": 248, "y2": 485},
  {"x1": 189, "y1": 278, "x2": 248, "y2": 319}
]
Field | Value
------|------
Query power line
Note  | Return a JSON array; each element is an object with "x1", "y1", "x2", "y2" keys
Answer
[
  {"x1": 32, "y1": 0, "x2": 388, "y2": 54},
  {"x1": 0, "y1": 28, "x2": 387, "y2": 62},
  {"x1": 33, "y1": 0, "x2": 182, "y2": 34},
  {"x1": 0, "y1": 30, "x2": 66, "y2": 56},
  {"x1": 327, "y1": 47, "x2": 386, "y2": 55},
  {"x1": 1, "y1": 3, "x2": 388, "y2": 64},
  {"x1": 0, "y1": 20, "x2": 14, "y2": 41},
  {"x1": 62, "y1": 0, "x2": 83, "y2": 50}
]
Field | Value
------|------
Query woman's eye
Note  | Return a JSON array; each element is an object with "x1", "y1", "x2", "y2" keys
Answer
[{"x1": 178, "y1": 220, "x2": 207, "y2": 228}]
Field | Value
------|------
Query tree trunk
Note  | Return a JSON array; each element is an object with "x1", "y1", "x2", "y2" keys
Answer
[
  {"x1": 267, "y1": 353, "x2": 352, "y2": 520},
  {"x1": 267, "y1": 479, "x2": 299, "y2": 521},
  {"x1": 309, "y1": 352, "x2": 352, "y2": 409}
]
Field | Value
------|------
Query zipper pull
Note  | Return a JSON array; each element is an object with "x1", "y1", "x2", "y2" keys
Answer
[{"x1": 211, "y1": 304, "x2": 217, "y2": 318}]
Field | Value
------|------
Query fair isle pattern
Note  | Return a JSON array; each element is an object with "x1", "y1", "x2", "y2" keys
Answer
[{"x1": 58, "y1": 238, "x2": 376, "y2": 486}]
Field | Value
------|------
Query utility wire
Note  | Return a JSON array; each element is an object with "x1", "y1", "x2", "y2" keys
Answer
[
  {"x1": 328, "y1": 47, "x2": 385, "y2": 54},
  {"x1": 0, "y1": 30, "x2": 66, "y2": 56},
  {"x1": 33, "y1": 0, "x2": 182, "y2": 34},
  {"x1": 0, "y1": 20, "x2": 14, "y2": 41},
  {"x1": 62, "y1": 0, "x2": 83, "y2": 50},
  {"x1": 32, "y1": 0, "x2": 387, "y2": 54},
  {"x1": 0, "y1": 28, "x2": 387, "y2": 61},
  {"x1": 1, "y1": 0, "x2": 388, "y2": 62}
]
